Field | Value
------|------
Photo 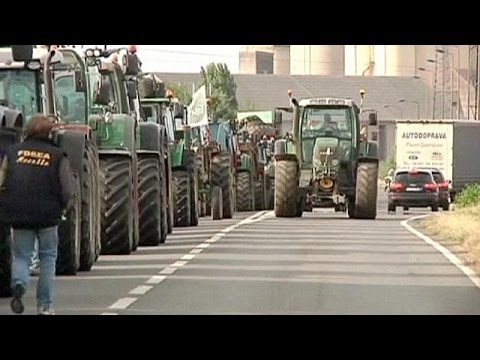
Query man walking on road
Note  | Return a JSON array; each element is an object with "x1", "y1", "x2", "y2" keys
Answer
[{"x1": 0, "y1": 115, "x2": 75, "y2": 315}]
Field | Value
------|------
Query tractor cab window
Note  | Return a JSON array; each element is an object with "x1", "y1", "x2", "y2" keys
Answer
[
  {"x1": 301, "y1": 106, "x2": 355, "y2": 164},
  {"x1": 0, "y1": 69, "x2": 41, "y2": 122},
  {"x1": 52, "y1": 50, "x2": 87, "y2": 122}
]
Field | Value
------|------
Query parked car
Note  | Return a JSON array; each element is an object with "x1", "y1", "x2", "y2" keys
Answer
[
  {"x1": 419, "y1": 168, "x2": 450, "y2": 211},
  {"x1": 388, "y1": 169, "x2": 439, "y2": 213}
]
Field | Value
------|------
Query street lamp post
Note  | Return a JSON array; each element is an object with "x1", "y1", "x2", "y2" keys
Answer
[
  {"x1": 398, "y1": 99, "x2": 420, "y2": 119},
  {"x1": 437, "y1": 48, "x2": 455, "y2": 119},
  {"x1": 383, "y1": 104, "x2": 403, "y2": 119}
]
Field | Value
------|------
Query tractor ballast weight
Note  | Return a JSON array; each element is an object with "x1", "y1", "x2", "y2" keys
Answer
[{"x1": 274, "y1": 92, "x2": 379, "y2": 219}]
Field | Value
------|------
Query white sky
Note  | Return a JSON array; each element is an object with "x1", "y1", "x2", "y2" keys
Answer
[{"x1": 82, "y1": 45, "x2": 242, "y2": 74}]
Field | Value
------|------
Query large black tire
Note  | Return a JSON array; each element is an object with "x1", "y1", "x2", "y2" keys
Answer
[
  {"x1": 166, "y1": 157, "x2": 174, "y2": 235},
  {"x1": 57, "y1": 175, "x2": 81, "y2": 276},
  {"x1": 159, "y1": 154, "x2": 168, "y2": 244},
  {"x1": 186, "y1": 151, "x2": 199, "y2": 227},
  {"x1": 212, "y1": 186, "x2": 223, "y2": 220},
  {"x1": 274, "y1": 160, "x2": 298, "y2": 218},
  {"x1": 99, "y1": 156, "x2": 134, "y2": 255},
  {"x1": 354, "y1": 161, "x2": 378, "y2": 220},
  {"x1": 131, "y1": 154, "x2": 140, "y2": 253},
  {"x1": 348, "y1": 197, "x2": 357, "y2": 219},
  {"x1": 0, "y1": 225, "x2": 12, "y2": 298},
  {"x1": 173, "y1": 171, "x2": 191, "y2": 227},
  {"x1": 255, "y1": 176, "x2": 267, "y2": 211},
  {"x1": 79, "y1": 141, "x2": 98, "y2": 272},
  {"x1": 138, "y1": 155, "x2": 162, "y2": 246},
  {"x1": 237, "y1": 172, "x2": 253, "y2": 212},
  {"x1": 211, "y1": 152, "x2": 234, "y2": 219}
]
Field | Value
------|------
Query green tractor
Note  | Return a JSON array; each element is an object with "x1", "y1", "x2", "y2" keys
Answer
[
  {"x1": 274, "y1": 90, "x2": 379, "y2": 219},
  {"x1": 77, "y1": 47, "x2": 144, "y2": 254},
  {"x1": 0, "y1": 45, "x2": 102, "y2": 284},
  {"x1": 139, "y1": 75, "x2": 199, "y2": 229},
  {"x1": 200, "y1": 121, "x2": 237, "y2": 220},
  {"x1": 236, "y1": 114, "x2": 278, "y2": 212}
]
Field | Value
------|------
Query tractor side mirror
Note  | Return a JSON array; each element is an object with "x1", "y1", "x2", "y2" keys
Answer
[
  {"x1": 12, "y1": 45, "x2": 33, "y2": 62},
  {"x1": 93, "y1": 80, "x2": 111, "y2": 106},
  {"x1": 274, "y1": 111, "x2": 283, "y2": 126},
  {"x1": 173, "y1": 103, "x2": 185, "y2": 119},
  {"x1": 368, "y1": 112, "x2": 378, "y2": 126}
]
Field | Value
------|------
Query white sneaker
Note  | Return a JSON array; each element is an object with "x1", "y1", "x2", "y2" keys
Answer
[{"x1": 38, "y1": 306, "x2": 55, "y2": 315}]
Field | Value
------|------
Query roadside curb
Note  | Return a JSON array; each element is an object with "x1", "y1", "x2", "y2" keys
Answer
[{"x1": 402, "y1": 215, "x2": 480, "y2": 290}]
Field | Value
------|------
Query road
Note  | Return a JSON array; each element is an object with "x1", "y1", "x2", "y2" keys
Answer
[{"x1": 1, "y1": 189, "x2": 480, "y2": 315}]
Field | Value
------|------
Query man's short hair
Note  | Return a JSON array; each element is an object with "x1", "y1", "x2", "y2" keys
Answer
[{"x1": 25, "y1": 115, "x2": 55, "y2": 139}]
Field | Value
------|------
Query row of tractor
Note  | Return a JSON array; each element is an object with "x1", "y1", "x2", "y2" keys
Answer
[{"x1": 0, "y1": 45, "x2": 280, "y2": 297}]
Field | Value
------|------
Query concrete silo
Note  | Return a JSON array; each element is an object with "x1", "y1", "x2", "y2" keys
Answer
[
  {"x1": 290, "y1": 45, "x2": 344, "y2": 75},
  {"x1": 385, "y1": 45, "x2": 416, "y2": 76}
]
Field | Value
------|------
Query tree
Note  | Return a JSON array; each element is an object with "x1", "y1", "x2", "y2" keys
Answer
[
  {"x1": 200, "y1": 63, "x2": 238, "y2": 121},
  {"x1": 166, "y1": 83, "x2": 192, "y2": 105}
]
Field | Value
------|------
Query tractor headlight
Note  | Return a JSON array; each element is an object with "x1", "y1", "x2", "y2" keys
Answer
[
  {"x1": 85, "y1": 49, "x2": 94, "y2": 57},
  {"x1": 332, "y1": 159, "x2": 339, "y2": 166},
  {"x1": 26, "y1": 60, "x2": 41, "y2": 70}
]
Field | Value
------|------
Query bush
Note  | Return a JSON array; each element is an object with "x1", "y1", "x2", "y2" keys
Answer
[
  {"x1": 380, "y1": 157, "x2": 396, "y2": 179},
  {"x1": 457, "y1": 184, "x2": 480, "y2": 208}
]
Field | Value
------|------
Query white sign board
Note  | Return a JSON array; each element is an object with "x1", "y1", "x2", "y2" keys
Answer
[
  {"x1": 187, "y1": 85, "x2": 208, "y2": 128},
  {"x1": 395, "y1": 122, "x2": 454, "y2": 181}
]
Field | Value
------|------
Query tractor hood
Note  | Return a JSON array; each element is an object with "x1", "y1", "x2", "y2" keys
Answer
[{"x1": 312, "y1": 137, "x2": 340, "y2": 172}]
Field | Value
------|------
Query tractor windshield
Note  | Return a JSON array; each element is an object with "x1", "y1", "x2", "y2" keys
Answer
[
  {"x1": 0, "y1": 69, "x2": 41, "y2": 122},
  {"x1": 301, "y1": 106, "x2": 356, "y2": 164}
]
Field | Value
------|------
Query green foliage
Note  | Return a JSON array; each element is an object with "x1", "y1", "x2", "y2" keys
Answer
[
  {"x1": 200, "y1": 63, "x2": 238, "y2": 121},
  {"x1": 166, "y1": 83, "x2": 192, "y2": 105},
  {"x1": 380, "y1": 157, "x2": 396, "y2": 179},
  {"x1": 457, "y1": 184, "x2": 480, "y2": 208}
]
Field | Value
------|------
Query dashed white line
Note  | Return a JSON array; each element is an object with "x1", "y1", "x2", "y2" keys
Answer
[
  {"x1": 172, "y1": 261, "x2": 188, "y2": 267},
  {"x1": 109, "y1": 297, "x2": 138, "y2": 310},
  {"x1": 197, "y1": 243, "x2": 211, "y2": 249},
  {"x1": 103, "y1": 212, "x2": 269, "y2": 315},
  {"x1": 402, "y1": 215, "x2": 480, "y2": 289},
  {"x1": 146, "y1": 276, "x2": 167, "y2": 285},
  {"x1": 160, "y1": 267, "x2": 177, "y2": 275},
  {"x1": 129, "y1": 285, "x2": 154, "y2": 295}
]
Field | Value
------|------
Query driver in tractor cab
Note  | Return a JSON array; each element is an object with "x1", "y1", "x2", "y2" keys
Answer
[{"x1": 320, "y1": 113, "x2": 338, "y2": 132}]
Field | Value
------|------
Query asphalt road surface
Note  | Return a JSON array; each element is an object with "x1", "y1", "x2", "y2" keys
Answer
[{"x1": 1, "y1": 188, "x2": 480, "y2": 315}]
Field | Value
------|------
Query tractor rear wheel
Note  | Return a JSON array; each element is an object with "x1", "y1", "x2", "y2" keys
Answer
[
  {"x1": 211, "y1": 152, "x2": 234, "y2": 219},
  {"x1": 138, "y1": 155, "x2": 162, "y2": 246},
  {"x1": 275, "y1": 159, "x2": 298, "y2": 218},
  {"x1": 173, "y1": 171, "x2": 191, "y2": 227},
  {"x1": 57, "y1": 175, "x2": 81, "y2": 275},
  {"x1": 354, "y1": 161, "x2": 379, "y2": 220},
  {"x1": 99, "y1": 156, "x2": 134, "y2": 255},
  {"x1": 0, "y1": 225, "x2": 12, "y2": 297}
]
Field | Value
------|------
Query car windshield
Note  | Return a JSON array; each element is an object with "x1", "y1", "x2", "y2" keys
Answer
[
  {"x1": 0, "y1": 69, "x2": 40, "y2": 122},
  {"x1": 395, "y1": 171, "x2": 432, "y2": 184}
]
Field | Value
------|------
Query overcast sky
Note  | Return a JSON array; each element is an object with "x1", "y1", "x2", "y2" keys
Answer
[{"x1": 83, "y1": 45, "x2": 242, "y2": 74}]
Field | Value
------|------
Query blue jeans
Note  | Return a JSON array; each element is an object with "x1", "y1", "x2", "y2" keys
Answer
[{"x1": 11, "y1": 226, "x2": 58, "y2": 308}]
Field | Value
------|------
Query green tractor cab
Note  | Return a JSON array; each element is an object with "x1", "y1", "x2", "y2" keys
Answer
[{"x1": 274, "y1": 91, "x2": 379, "y2": 219}]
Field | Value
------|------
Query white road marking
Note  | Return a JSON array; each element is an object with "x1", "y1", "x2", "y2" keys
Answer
[
  {"x1": 109, "y1": 297, "x2": 138, "y2": 310},
  {"x1": 160, "y1": 267, "x2": 177, "y2": 275},
  {"x1": 129, "y1": 285, "x2": 154, "y2": 295},
  {"x1": 101, "y1": 312, "x2": 118, "y2": 315},
  {"x1": 146, "y1": 276, "x2": 167, "y2": 285},
  {"x1": 402, "y1": 215, "x2": 480, "y2": 289},
  {"x1": 172, "y1": 261, "x2": 188, "y2": 267},
  {"x1": 102, "y1": 212, "x2": 268, "y2": 315}
]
